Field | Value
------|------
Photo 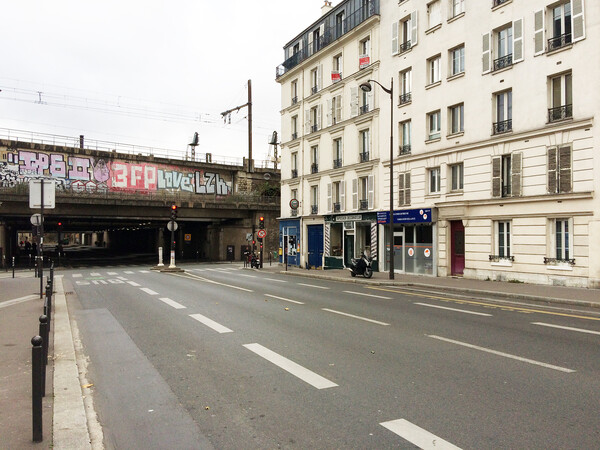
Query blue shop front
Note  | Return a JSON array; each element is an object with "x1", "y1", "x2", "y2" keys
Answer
[{"x1": 279, "y1": 218, "x2": 300, "y2": 266}]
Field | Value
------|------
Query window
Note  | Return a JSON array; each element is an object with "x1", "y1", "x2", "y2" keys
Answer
[
  {"x1": 496, "y1": 25, "x2": 513, "y2": 69},
  {"x1": 291, "y1": 115, "x2": 298, "y2": 140},
  {"x1": 332, "y1": 54, "x2": 343, "y2": 82},
  {"x1": 329, "y1": 180, "x2": 345, "y2": 213},
  {"x1": 551, "y1": 2, "x2": 572, "y2": 50},
  {"x1": 359, "y1": 37, "x2": 371, "y2": 69},
  {"x1": 399, "y1": 68, "x2": 412, "y2": 104},
  {"x1": 547, "y1": 145, "x2": 572, "y2": 193},
  {"x1": 359, "y1": 129, "x2": 370, "y2": 161},
  {"x1": 336, "y1": 11, "x2": 345, "y2": 37},
  {"x1": 495, "y1": 221, "x2": 511, "y2": 259},
  {"x1": 291, "y1": 80, "x2": 298, "y2": 105},
  {"x1": 398, "y1": 172, "x2": 411, "y2": 206},
  {"x1": 310, "y1": 66, "x2": 321, "y2": 94},
  {"x1": 492, "y1": 152, "x2": 522, "y2": 197},
  {"x1": 450, "y1": 163, "x2": 464, "y2": 191},
  {"x1": 327, "y1": 95, "x2": 343, "y2": 126},
  {"x1": 449, "y1": 103, "x2": 464, "y2": 134},
  {"x1": 310, "y1": 145, "x2": 319, "y2": 174},
  {"x1": 333, "y1": 138, "x2": 343, "y2": 168},
  {"x1": 549, "y1": 72, "x2": 572, "y2": 122},
  {"x1": 451, "y1": 0, "x2": 464, "y2": 18},
  {"x1": 555, "y1": 218, "x2": 571, "y2": 261},
  {"x1": 352, "y1": 175, "x2": 374, "y2": 210},
  {"x1": 399, "y1": 120, "x2": 411, "y2": 155},
  {"x1": 307, "y1": 105, "x2": 321, "y2": 133},
  {"x1": 392, "y1": 12, "x2": 417, "y2": 55},
  {"x1": 312, "y1": 29, "x2": 321, "y2": 54},
  {"x1": 449, "y1": 45, "x2": 465, "y2": 76},
  {"x1": 359, "y1": 176, "x2": 369, "y2": 210},
  {"x1": 429, "y1": 167, "x2": 441, "y2": 194},
  {"x1": 310, "y1": 185, "x2": 319, "y2": 214},
  {"x1": 428, "y1": 110, "x2": 441, "y2": 140},
  {"x1": 427, "y1": 1, "x2": 442, "y2": 29},
  {"x1": 291, "y1": 152, "x2": 298, "y2": 178},
  {"x1": 428, "y1": 55, "x2": 441, "y2": 85},
  {"x1": 538, "y1": 0, "x2": 585, "y2": 54},
  {"x1": 483, "y1": 20, "x2": 523, "y2": 73},
  {"x1": 493, "y1": 90, "x2": 512, "y2": 134}
]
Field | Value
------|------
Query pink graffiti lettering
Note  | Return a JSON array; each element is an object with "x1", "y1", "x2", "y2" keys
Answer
[
  {"x1": 19, "y1": 151, "x2": 49, "y2": 175},
  {"x1": 68, "y1": 157, "x2": 91, "y2": 180},
  {"x1": 50, "y1": 154, "x2": 67, "y2": 178}
]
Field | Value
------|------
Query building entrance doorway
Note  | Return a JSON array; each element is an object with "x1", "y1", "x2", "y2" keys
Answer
[{"x1": 450, "y1": 220, "x2": 465, "y2": 275}]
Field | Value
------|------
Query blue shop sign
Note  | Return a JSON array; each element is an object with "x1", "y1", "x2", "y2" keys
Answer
[{"x1": 377, "y1": 208, "x2": 432, "y2": 224}]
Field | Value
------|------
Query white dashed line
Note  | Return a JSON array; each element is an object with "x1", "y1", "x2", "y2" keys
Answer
[
  {"x1": 263, "y1": 278, "x2": 287, "y2": 283},
  {"x1": 158, "y1": 298, "x2": 186, "y2": 309},
  {"x1": 322, "y1": 308, "x2": 390, "y2": 326},
  {"x1": 265, "y1": 294, "x2": 304, "y2": 305},
  {"x1": 343, "y1": 290, "x2": 391, "y2": 299},
  {"x1": 90, "y1": 272, "x2": 102, "y2": 277},
  {"x1": 380, "y1": 419, "x2": 462, "y2": 450},
  {"x1": 414, "y1": 302, "x2": 492, "y2": 317},
  {"x1": 72, "y1": 274, "x2": 82, "y2": 278},
  {"x1": 532, "y1": 322, "x2": 600, "y2": 336},
  {"x1": 139, "y1": 270, "x2": 150, "y2": 273},
  {"x1": 140, "y1": 288, "x2": 158, "y2": 296},
  {"x1": 107, "y1": 272, "x2": 118, "y2": 275},
  {"x1": 127, "y1": 281, "x2": 141, "y2": 287},
  {"x1": 124, "y1": 271, "x2": 134, "y2": 274},
  {"x1": 189, "y1": 314, "x2": 233, "y2": 333},
  {"x1": 297, "y1": 283, "x2": 329, "y2": 290}
]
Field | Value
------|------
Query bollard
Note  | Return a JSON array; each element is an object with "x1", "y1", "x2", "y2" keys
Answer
[
  {"x1": 31, "y1": 336, "x2": 43, "y2": 442},
  {"x1": 45, "y1": 283, "x2": 52, "y2": 323},
  {"x1": 12, "y1": 256, "x2": 15, "y2": 278},
  {"x1": 38, "y1": 316, "x2": 48, "y2": 397}
]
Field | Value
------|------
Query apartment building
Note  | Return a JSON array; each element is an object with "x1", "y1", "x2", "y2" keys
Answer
[
  {"x1": 277, "y1": 0, "x2": 599, "y2": 288},
  {"x1": 276, "y1": 0, "x2": 383, "y2": 270}
]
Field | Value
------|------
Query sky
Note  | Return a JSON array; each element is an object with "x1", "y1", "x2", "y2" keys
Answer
[{"x1": 0, "y1": 1, "x2": 327, "y2": 165}]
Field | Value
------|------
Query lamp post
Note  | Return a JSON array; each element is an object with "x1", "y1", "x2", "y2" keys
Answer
[{"x1": 360, "y1": 77, "x2": 394, "y2": 279}]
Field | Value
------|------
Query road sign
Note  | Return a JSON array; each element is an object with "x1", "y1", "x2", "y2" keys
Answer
[
  {"x1": 30, "y1": 214, "x2": 43, "y2": 226},
  {"x1": 289, "y1": 199, "x2": 299, "y2": 209},
  {"x1": 167, "y1": 220, "x2": 178, "y2": 231},
  {"x1": 29, "y1": 179, "x2": 56, "y2": 209},
  {"x1": 246, "y1": 232, "x2": 253, "y2": 241},
  {"x1": 257, "y1": 229, "x2": 267, "y2": 239},
  {"x1": 184, "y1": 234, "x2": 191, "y2": 241}
]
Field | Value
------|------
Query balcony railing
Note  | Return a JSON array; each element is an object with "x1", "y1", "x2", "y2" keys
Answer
[
  {"x1": 493, "y1": 53, "x2": 513, "y2": 71},
  {"x1": 311, "y1": 86, "x2": 318, "y2": 95},
  {"x1": 544, "y1": 257, "x2": 575, "y2": 265},
  {"x1": 493, "y1": 119, "x2": 512, "y2": 134},
  {"x1": 291, "y1": 169, "x2": 298, "y2": 179},
  {"x1": 548, "y1": 33, "x2": 572, "y2": 52},
  {"x1": 333, "y1": 158, "x2": 342, "y2": 169},
  {"x1": 501, "y1": 185, "x2": 512, "y2": 197},
  {"x1": 311, "y1": 205, "x2": 318, "y2": 215},
  {"x1": 399, "y1": 92, "x2": 411, "y2": 105},
  {"x1": 492, "y1": 0, "x2": 509, "y2": 7},
  {"x1": 276, "y1": 0, "x2": 380, "y2": 78},
  {"x1": 311, "y1": 124, "x2": 319, "y2": 133},
  {"x1": 399, "y1": 41, "x2": 411, "y2": 53},
  {"x1": 488, "y1": 254, "x2": 514, "y2": 262},
  {"x1": 548, "y1": 104, "x2": 572, "y2": 122},
  {"x1": 359, "y1": 104, "x2": 370, "y2": 115},
  {"x1": 311, "y1": 163, "x2": 319, "y2": 174},
  {"x1": 291, "y1": 132, "x2": 298, "y2": 140},
  {"x1": 291, "y1": 96, "x2": 298, "y2": 105},
  {"x1": 333, "y1": 202, "x2": 341, "y2": 213},
  {"x1": 359, "y1": 199, "x2": 369, "y2": 210},
  {"x1": 359, "y1": 151, "x2": 369, "y2": 163},
  {"x1": 399, "y1": 144, "x2": 411, "y2": 155}
]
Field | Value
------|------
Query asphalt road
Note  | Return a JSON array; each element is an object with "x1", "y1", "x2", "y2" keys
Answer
[{"x1": 64, "y1": 263, "x2": 600, "y2": 449}]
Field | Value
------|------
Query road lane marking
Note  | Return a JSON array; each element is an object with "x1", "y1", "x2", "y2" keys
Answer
[
  {"x1": 139, "y1": 270, "x2": 150, "y2": 273},
  {"x1": 189, "y1": 313, "x2": 233, "y2": 333},
  {"x1": 92, "y1": 280, "x2": 108, "y2": 285},
  {"x1": 117, "y1": 276, "x2": 128, "y2": 281},
  {"x1": 414, "y1": 302, "x2": 492, "y2": 317},
  {"x1": 124, "y1": 271, "x2": 134, "y2": 274},
  {"x1": 158, "y1": 297, "x2": 186, "y2": 309},
  {"x1": 369, "y1": 287, "x2": 600, "y2": 321},
  {"x1": 108, "y1": 279, "x2": 124, "y2": 284},
  {"x1": 322, "y1": 308, "x2": 390, "y2": 326},
  {"x1": 127, "y1": 281, "x2": 141, "y2": 287},
  {"x1": 171, "y1": 272, "x2": 253, "y2": 292},
  {"x1": 72, "y1": 274, "x2": 82, "y2": 278},
  {"x1": 297, "y1": 283, "x2": 330, "y2": 290},
  {"x1": 532, "y1": 322, "x2": 600, "y2": 336},
  {"x1": 243, "y1": 343, "x2": 337, "y2": 389},
  {"x1": 75, "y1": 281, "x2": 91, "y2": 286},
  {"x1": 140, "y1": 288, "x2": 158, "y2": 296},
  {"x1": 265, "y1": 294, "x2": 304, "y2": 305},
  {"x1": 0, "y1": 294, "x2": 39, "y2": 309},
  {"x1": 380, "y1": 419, "x2": 462, "y2": 450},
  {"x1": 107, "y1": 272, "x2": 118, "y2": 275},
  {"x1": 263, "y1": 278, "x2": 287, "y2": 283},
  {"x1": 90, "y1": 272, "x2": 102, "y2": 277},
  {"x1": 427, "y1": 335, "x2": 576, "y2": 373},
  {"x1": 343, "y1": 290, "x2": 391, "y2": 300},
  {"x1": 238, "y1": 274, "x2": 257, "y2": 278}
]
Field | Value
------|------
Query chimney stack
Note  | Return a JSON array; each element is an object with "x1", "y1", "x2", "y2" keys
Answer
[
  {"x1": 79, "y1": 135, "x2": 84, "y2": 149},
  {"x1": 321, "y1": 0, "x2": 333, "y2": 16}
]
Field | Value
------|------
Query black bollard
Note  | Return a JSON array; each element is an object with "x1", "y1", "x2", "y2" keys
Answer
[
  {"x1": 38, "y1": 316, "x2": 48, "y2": 397},
  {"x1": 12, "y1": 256, "x2": 15, "y2": 278},
  {"x1": 31, "y1": 336, "x2": 43, "y2": 442}
]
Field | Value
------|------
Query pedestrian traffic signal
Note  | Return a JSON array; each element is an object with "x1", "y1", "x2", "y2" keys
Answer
[
  {"x1": 170, "y1": 204, "x2": 178, "y2": 220},
  {"x1": 259, "y1": 216, "x2": 264, "y2": 229}
]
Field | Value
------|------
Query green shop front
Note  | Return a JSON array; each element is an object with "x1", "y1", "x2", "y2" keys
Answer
[{"x1": 323, "y1": 212, "x2": 379, "y2": 271}]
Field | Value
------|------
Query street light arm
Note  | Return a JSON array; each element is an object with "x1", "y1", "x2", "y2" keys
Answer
[{"x1": 366, "y1": 79, "x2": 392, "y2": 96}]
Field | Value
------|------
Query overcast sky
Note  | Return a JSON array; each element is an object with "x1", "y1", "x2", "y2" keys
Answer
[{"x1": 0, "y1": 1, "x2": 327, "y2": 164}]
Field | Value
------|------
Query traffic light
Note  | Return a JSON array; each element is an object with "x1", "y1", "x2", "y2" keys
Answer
[
  {"x1": 170, "y1": 204, "x2": 178, "y2": 221},
  {"x1": 259, "y1": 216, "x2": 264, "y2": 229},
  {"x1": 252, "y1": 239, "x2": 256, "y2": 245}
]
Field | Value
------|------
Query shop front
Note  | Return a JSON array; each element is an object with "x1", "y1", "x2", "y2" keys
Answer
[
  {"x1": 377, "y1": 208, "x2": 436, "y2": 276},
  {"x1": 279, "y1": 219, "x2": 300, "y2": 267},
  {"x1": 323, "y1": 213, "x2": 379, "y2": 271}
]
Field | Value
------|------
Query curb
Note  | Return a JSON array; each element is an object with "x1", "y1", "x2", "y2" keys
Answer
[{"x1": 273, "y1": 270, "x2": 600, "y2": 310}]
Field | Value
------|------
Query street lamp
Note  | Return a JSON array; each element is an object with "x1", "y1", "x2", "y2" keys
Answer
[{"x1": 360, "y1": 78, "x2": 394, "y2": 280}]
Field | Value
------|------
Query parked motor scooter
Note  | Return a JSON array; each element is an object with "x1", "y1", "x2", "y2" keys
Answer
[
  {"x1": 250, "y1": 254, "x2": 260, "y2": 269},
  {"x1": 348, "y1": 253, "x2": 373, "y2": 278}
]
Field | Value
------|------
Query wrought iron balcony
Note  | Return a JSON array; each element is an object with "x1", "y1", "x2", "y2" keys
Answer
[
  {"x1": 544, "y1": 257, "x2": 575, "y2": 265},
  {"x1": 291, "y1": 169, "x2": 298, "y2": 179},
  {"x1": 399, "y1": 145, "x2": 411, "y2": 156},
  {"x1": 311, "y1": 205, "x2": 318, "y2": 215},
  {"x1": 359, "y1": 104, "x2": 370, "y2": 115},
  {"x1": 399, "y1": 92, "x2": 411, "y2": 105},
  {"x1": 311, "y1": 163, "x2": 319, "y2": 174},
  {"x1": 333, "y1": 202, "x2": 341, "y2": 213},
  {"x1": 291, "y1": 96, "x2": 298, "y2": 105},
  {"x1": 333, "y1": 158, "x2": 342, "y2": 169},
  {"x1": 548, "y1": 33, "x2": 572, "y2": 52},
  {"x1": 311, "y1": 124, "x2": 319, "y2": 133},
  {"x1": 276, "y1": 1, "x2": 380, "y2": 78},
  {"x1": 359, "y1": 199, "x2": 369, "y2": 210},
  {"x1": 492, "y1": 0, "x2": 509, "y2": 7},
  {"x1": 291, "y1": 132, "x2": 298, "y2": 140},
  {"x1": 492, "y1": 119, "x2": 512, "y2": 134},
  {"x1": 501, "y1": 185, "x2": 512, "y2": 197},
  {"x1": 311, "y1": 86, "x2": 318, "y2": 95},
  {"x1": 548, "y1": 104, "x2": 572, "y2": 122},
  {"x1": 359, "y1": 151, "x2": 369, "y2": 163},
  {"x1": 489, "y1": 254, "x2": 514, "y2": 262},
  {"x1": 399, "y1": 41, "x2": 411, "y2": 54},
  {"x1": 493, "y1": 54, "x2": 513, "y2": 71}
]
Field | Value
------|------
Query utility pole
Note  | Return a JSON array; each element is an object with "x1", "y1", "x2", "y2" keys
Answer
[{"x1": 221, "y1": 79, "x2": 253, "y2": 171}]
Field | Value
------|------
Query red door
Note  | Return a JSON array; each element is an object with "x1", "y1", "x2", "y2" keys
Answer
[{"x1": 450, "y1": 221, "x2": 465, "y2": 275}]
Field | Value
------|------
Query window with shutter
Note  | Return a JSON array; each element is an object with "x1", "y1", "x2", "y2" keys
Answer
[
  {"x1": 367, "y1": 175, "x2": 374, "y2": 209},
  {"x1": 326, "y1": 99, "x2": 333, "y2": 127},
  {"x1": 511, "y1": 152, "x2": 522, "y2": 197},
  {"x1": 350, "y1": 87, "x2": 359, "y2": 117},
  {"x1": 558, "y1": 145, "x2": 572, "y2": 193},
  {"x1": 513, "y1": 19, "x2": 523, "y2": 63},
  {"x1": 411, "y1": 11, "x2": 418, "y2": 46},
  {"x1": 391, "y1": 21, "x2": 399, "y2": 55},
  {"x1": 547, "y1": 147, "x2": 558, "y2": 193},
  {"x1": 405, "y1": 172, "x2": 411, "y2": 205},
  {"x1": 482, "y1": 32, "x2": 491, "y2": 73},
  {"x1": 492, "y1": 156, "x2": 502, "y2": 197},
  {"x1": 572, "y1": 0, "x2": 585, "y2": 42},
  {"x1": 340, "y1": 180, "x2": 346, "y2": 212},
  {"x1": 398, "y1": 173, "x2": 405, "y2": 206},
  {"x1": 327, "y1": 183, "x2": 332, "y2": 213},
  {"x1": 352, "y1": 178, "x2": 358, "y2": 210},
  {"x1": 534, "y1": 9, "x2": 545, "y2": 55}
]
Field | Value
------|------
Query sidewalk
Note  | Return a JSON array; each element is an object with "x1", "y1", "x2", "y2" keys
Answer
[{"x1": 258, "y1": 263, "x2": 600, "y2": 309}]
